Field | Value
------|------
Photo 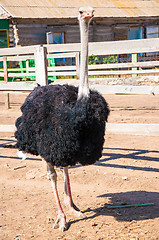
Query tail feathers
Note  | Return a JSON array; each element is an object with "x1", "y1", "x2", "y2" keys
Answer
[{"x1": 17, "y1": 151, "x2": 27, "y2": 160}]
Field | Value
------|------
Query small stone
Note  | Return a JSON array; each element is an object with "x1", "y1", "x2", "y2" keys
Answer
[
  {"x1": 26, "y1": 170, "x2": 36, "y2": 179},
  {"x1": 122, "y1": 176, "x2": 128, "y2": 180},
  {"x1": 92, "y1": 222, "x2": 98, "y2": 227},
  {"x1": 47, "y1": 216, "x2": 53, "y2": 224}
]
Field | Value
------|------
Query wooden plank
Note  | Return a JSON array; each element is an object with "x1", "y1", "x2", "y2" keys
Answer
[
  {"x1": 44, "y1": 38, "x2": 159, "y2": 55},
  {"x1": 0, "y1": 45, "x2": 37, "y2": 56},
  {"x1": 47, "y1": 66, "x2": 76, "y2": 71},
  {"x1": 0, "y1": 38, "x2": 159, "y2": 58},
  {"x1": 7, "y1": 68, "x2": 159, "y2": 78},
  {"x1": 88, "y1": 69, "x2": 159, "y2": 75},
  {"x1": 0, "y1": 55, "x2": 34, "y2": 61},
  {"x1": 88, "y1": 38, "x2": 159, "y2": 55},
  {"x1": 24, "y1": 65, "x2": 76, "y2": 72},
  {"x1": 44, "y1": 43, "x2": 81, "y2": 53},
  {"x1": 34, "y1": 46, "x2": 48, "y2": 86},
  {"x1": 0, "y1": 72, "x2": 4, "y2": 77},
  {"x1": 5, "y1": 93, "x2": 10, "y2": 109},
  {"x1": 75, "y1": 52, "x2": 80, "y2": 79},
  {"x1": 1, "y1": 123, "x2": 159, "y2": 136},
  {"x1": 26, "y1": 59, "x2": 29, "y2": 74},
  {"x1": 0, "y1": 52, "x2": 76, "y2": 62},
  {"x1": 132, "y1": 53, "x2": 138, "y2": 77},
  {"x1": 0, "y1": 82, "x2": 36, "y2": 91},
  {"x1": 107, "y1": 123, "x2": 159, "y2": 136},
  {"x1": 1, "y1": 83, "x2": 159, "y2": 95},
  {"x1": 8, "y1": 71, "x2": 76, "y2": 77},
  {"x1": 0, "y1": 125, "x2": 16, "y2": 132},
  {"x1": 47, "y1": 52, "x2": 77, "y2": 59},
  {"x1": 3, "y1": 56, "x2": 8, "y2": 83},
  {"x1": 48, "y1": 72, "x2": 76, "y2": 76},
  {"x1": 8, "y1": 73, "x2": 35, "y2": 77},
  {"x1": 91, "y1": 85, "x2": 159, "y2": 95},
  {"x1": 88, "y1": 61, "x2": 159, "y2": 69}
]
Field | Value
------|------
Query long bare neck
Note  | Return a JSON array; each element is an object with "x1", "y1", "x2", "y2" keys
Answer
[{"x1": 78, "y1": 19, "x2": 89, "y2": 100}]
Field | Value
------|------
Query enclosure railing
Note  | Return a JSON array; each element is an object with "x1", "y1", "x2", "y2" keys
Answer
[{"x1": 0, "y1": 38, "x2": 159, "y2": 86}]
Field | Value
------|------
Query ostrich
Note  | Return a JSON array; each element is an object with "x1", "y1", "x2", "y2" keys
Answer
[{"x1": 15, "y1": 6, "x2": 109, "y2": 231}]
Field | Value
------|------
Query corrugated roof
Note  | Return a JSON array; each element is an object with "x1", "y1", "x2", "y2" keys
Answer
[{"x1": 0, "y1": 0, "x2": 159, "y2": 19}]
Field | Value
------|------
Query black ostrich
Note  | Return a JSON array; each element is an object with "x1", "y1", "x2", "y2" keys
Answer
[{"x1": 15, "y1": 6, "x2": 109, "y2": 231}]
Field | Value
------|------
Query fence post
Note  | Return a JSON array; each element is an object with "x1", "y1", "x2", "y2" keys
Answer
[
  {"x1": 132, "y1": 53, "x2": 138, "y2": 77},
  {"x1": 75, "y1": 52, "x2": 80, "y2": 79},
  {"x1": 3, "y1": 56, "x2": 8, "y2": 83},
  {"x1": 5, "y1": 93, "x2": 10, "y2": 109},
  {"x1": 34, "y1": 45, "x2": 48, "y2": 86}
]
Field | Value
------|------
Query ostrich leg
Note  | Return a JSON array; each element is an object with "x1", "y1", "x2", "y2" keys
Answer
[
  {"x1": 63, "y1": 167, "x2": 84, "y2": 217},
  {"x1": 47, "y1": 163, "x2": 68, "y2": 231}
]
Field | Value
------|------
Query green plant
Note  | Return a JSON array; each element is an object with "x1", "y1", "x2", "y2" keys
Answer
[
  {"x1": 88, "y1": 55, "x2": 118, "y2": 65},
  {"x1": 101, "y1": 55, "x2": 118, "y2": 64},
  {"x1": 88, "y1": 55, "x2": 99, "y2": 65}
]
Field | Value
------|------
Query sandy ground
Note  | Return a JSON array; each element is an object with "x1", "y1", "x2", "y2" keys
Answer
[{"x1": 0, "y1": 92, "x2": 159, "y2": 240}]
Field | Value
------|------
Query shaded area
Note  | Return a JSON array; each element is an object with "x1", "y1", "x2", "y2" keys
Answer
[
  {"x1": 111, "y1": 107, "x2": 159, "y2": 111},
  {"x1": 95, "y1": 147, "x2": 159, "y2": 172},
  {"x1": 69, "y1": 191, "x2": 159, "y2": 227},
  {"x1": 0, "y1": 138, "x2": 17, "y2": 148},
  {"x1": 97, "y1": 191, "x2": 159, "y2": 221},
  {"x1": 0, "y1": 139, "x2": 159, "y2": 172},
  {"x1": 0, "y1": 155, "x2": 42, "y2": 161}
]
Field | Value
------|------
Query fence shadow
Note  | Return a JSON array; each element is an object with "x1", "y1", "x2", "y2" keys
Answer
[
  {"x1": 94, "y1": 147, "x2": 159, "y2": 173},
  {"x1": 69, "y1": 190, "x2": 159, "y2": 228},
  {"x1": 1, "y1": 139, "x2": 159, "y2": 170},
  {"x1": 0, "y1": 138, "x2": 41, "y2": 161}
]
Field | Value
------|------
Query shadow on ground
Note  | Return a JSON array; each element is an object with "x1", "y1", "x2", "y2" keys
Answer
[
  {"x1": 69, "y1": 190, "x2": 159, "y2": 229},
  {"x1": 95, "y1": 147, "x2": 159, "y2": 173},
  {"x1": 0, "y1": 139, "x2": 159, "y2": 171}
]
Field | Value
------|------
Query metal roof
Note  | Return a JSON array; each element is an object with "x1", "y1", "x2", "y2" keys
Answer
[{"x1": 0, "y1": 0, "x2": 159, "y2": 19}]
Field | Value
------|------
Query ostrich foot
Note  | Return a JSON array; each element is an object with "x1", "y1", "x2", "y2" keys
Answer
[
  {"x1": 69, "y1": 207, "x2": 85, "y2": 218},
  {"x1": 65, "y1": 200, "x2": 85, "y2": 217},
  {"x1": 53, "y1": 214, "x2": 68, "y2": 232}
]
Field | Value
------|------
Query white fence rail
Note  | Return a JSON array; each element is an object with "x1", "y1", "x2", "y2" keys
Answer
[{"x1": 0, "y1": 38, "x2": 159, "y2": 88}]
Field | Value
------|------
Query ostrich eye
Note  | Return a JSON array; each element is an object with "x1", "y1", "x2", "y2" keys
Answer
[{"x1": 79, "y1": 11, "x2": 83, "y2": 14}]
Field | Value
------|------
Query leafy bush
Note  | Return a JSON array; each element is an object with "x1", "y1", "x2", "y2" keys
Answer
[
  {"x1": 101, "y1": 55, "x2": 118, "y2": 64},
  {"x1": 88, "y1": 55, "x2": 118, "y2": 65},
  {"x1": 88, "y1": 55, "x2": 100, "y2": 65}
]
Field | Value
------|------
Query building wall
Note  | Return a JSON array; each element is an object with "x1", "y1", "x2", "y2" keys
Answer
[
  {"x1": 8, "y1": 21, "x2": 14, "y2": 47},
  {"x1": 13, "y1": 23, "x2": 48, "y2": 46},
  {"x1": 11, "y1": 21, "x2": 115, "y2": 46},
  {"x1": 7, "y1": 18, "x2": 159, "y2": 47}
]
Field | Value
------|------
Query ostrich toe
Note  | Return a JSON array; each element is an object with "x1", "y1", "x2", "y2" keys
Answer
[{"x1": 53, "y1": 214, "x2": 68, "y2": 232}]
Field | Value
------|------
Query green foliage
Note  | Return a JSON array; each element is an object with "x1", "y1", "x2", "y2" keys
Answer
[
  {"x1": 101, "y1": 55, "x2": 118, "y2": 64},
  {"x1": 88, "y1": 55, "x2": 118, "y2": 65},
  {"x1": 88, "y1": 55, "x2": 100, "y2": 65}
]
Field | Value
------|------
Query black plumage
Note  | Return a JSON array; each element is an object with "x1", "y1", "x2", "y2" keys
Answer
[{"x1": 15, "y1": 84, "x2": 109, "y2": 167}]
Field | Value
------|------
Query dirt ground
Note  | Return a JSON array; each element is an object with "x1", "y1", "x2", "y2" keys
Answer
[{"x1": 0, "y1": 92, "x2": 159, "y2": 240}]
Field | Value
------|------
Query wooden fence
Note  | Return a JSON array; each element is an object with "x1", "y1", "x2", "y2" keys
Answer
[{"x1": 0, "y1": 38, "x2": 159, "y2": 86}]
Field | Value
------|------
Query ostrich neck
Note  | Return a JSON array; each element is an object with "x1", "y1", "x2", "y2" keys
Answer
[{"x1": 78, "y1": 20, "x2": 89, "y2": 100}]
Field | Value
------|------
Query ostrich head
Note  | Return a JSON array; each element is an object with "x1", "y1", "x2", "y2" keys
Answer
[
  {"x1": 77, "y1": 6, "x2": 94, "y2": 100},
  {"x1": 78, "y1": 6, "x2": 94, "y2": 23}
]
